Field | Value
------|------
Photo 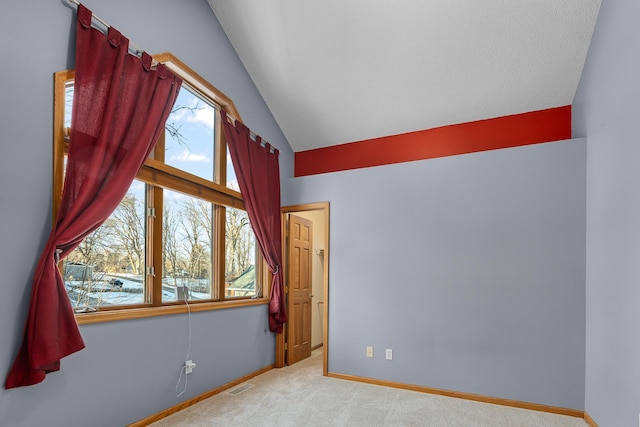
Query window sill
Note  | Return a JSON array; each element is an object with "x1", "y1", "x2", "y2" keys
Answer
[{"x1": 75, "y1": 297, "x2": 270, "y2": 325}]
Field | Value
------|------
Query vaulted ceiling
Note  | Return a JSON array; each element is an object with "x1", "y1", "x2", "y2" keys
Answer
[{"x1": 208, "y1": 1, "x2": 601, "y2": 153}]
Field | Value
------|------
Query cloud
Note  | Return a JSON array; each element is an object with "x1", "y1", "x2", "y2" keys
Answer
[
  {"x1": 169, "y1": 98, "x2": 215, "y2": 129},
  {"x1": 189, "y1": 105, "x2": 215, "y2": 128},
  {"x1": 169, "y1": 148, "x2": 210, "y2": 163}
]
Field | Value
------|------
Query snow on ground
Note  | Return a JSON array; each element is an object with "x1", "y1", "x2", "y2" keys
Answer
[{"x1": 65, "y1": 275, "x2": 212, "y2": 307}]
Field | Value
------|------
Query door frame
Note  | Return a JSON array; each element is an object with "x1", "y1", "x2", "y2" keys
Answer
[{"x1": 276, "y1": 202, "x2": 329, "y2": 376}]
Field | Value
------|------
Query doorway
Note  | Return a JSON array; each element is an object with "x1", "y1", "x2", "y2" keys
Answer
[{"x1": 277, "y1": 202, "x2": 329, "y2": 376}]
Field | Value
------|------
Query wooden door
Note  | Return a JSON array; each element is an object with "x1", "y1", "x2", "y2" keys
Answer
[{"x1": 286, "y1": 214, "x2": 313, "y2": 365}]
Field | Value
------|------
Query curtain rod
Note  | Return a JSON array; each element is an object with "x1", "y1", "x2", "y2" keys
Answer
[
  {"x1": 65, "y1": 0, "x2": 150, "y2": 59},
  {"x1": 65, "y1": 1, "x2": 276, "y2": 153},
  {"x1": 223, "y1": 114, "x2": 277, "y2": 154}
]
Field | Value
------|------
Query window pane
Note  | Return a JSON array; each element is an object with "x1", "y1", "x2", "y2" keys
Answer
[
  {"x1": 64, "y1": 180, "x2": 146, "y2": 308},
  {"x1": 225, "y1": 207, "x2": 257, "y2": 298},
  {"x1": 226, "y1": 153, "x2": 239, "y2": 191},
  {"x1": 162, "y1": 190, "x2": 214, "y2": 302},
  {"x1": 164, "y1": 85, "x2": 215, "y2": 181},
  {"x1": 64, "y1": 82, "x2": 73, "y2": 128},
  {"x1": 57, "y1": 60, "x2": 262, "y2": 316}
]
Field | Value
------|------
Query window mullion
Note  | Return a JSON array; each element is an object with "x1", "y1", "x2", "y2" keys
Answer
[
  {"x1": 150, "y1": 186, "x2": 164, "y2": 306},
  {"x1": 53, "y1": 70, "x2": 74, "y2": 225},
  {"x1": 215, "y1": 108, "x2": 226, "y2": 186},
  {"x1": 214, "y1": 205, "x2": 226, "y2": 300}
]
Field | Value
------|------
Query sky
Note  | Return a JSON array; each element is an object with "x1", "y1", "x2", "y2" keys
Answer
[
  {"x1": 165, "y1": 85, "x2": 239, "y2": 190},
  {"x1": 65, "y1": 83, "x2": 239, "y2": 191}
]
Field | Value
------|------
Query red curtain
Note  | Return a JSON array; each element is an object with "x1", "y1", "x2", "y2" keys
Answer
[
  {"x1": 5, "y1": 4, "x2": 181, "y2": 389},
  {"x1": 220, "y1": 110, "x2": 287, "y2": 333}
]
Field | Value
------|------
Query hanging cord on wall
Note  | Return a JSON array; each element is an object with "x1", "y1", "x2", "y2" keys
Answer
[{"x1": 175, "y1": 285, "x2": 192, "y2": 398}]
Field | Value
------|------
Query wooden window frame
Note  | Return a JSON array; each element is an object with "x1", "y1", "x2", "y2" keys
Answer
[{"x1": 53, "y1": 53, "x2": 270, "y2": 325}]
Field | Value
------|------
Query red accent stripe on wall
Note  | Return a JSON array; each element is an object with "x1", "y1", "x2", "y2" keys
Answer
[{"x1": 294, "y1": 106, "x2": 571, "y2": 177}]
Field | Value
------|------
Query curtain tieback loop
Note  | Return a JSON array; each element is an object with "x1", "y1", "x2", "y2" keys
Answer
[
  {"x1": 54, "y1": 249, "x2": 63, "y2": 264},
  {"x1": 273, "y1": 265, "x2": 279, "y2": 274}
]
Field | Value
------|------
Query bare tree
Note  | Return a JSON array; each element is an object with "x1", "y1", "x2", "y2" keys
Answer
[
  {"x1": 225, "y1": 207, "x2": 252, "y2": 280},
  {"x1": 66, "y1": 219, "x2": 113, "y2": 269},
  {"x1": 163, "y1": 205, "x2": 185, "y2": 286},
  {"x1": 165, "y1": 103, "x2": 207, "y2": 148},
  {"x1": 180, "y1": 199, "x2": 212, "y2": 281},
  {"x1": 111, "y1": 193, "x2": 145, "y2": 276},
  {"x1": 64, "y1": 219, "x2": 117, "y2": 307}
]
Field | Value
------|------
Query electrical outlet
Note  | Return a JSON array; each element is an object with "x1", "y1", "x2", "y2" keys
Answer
[
  {"x1": 366, "y1": 346, "x2": 374, "y2": 358},
  {"x1": 185, "y1": 360, "x2": 196, "y2": 374},
  {"x1": 386, "y1": 349, "x2": 393, "y2": 360}
]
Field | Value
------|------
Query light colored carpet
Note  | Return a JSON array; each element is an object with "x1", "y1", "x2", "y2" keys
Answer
[{"x1": 150, "y1": 349, "x2": 587, "y2": 427}]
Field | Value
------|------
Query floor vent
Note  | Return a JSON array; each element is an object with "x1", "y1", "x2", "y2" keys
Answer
[{"x1": 226, "y1": 383, "x2": 255, "y2": 395}]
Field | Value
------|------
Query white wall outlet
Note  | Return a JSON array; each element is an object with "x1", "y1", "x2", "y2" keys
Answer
[
  {"x1": 185, "y1": 360, "x2": 196, "y2": 374},
  {"x1": 386, "y1": 349, "x2": 393, "y2": 360},
  {"x1": 366, "y1": 346, "x2": 374, "y2": 358}
]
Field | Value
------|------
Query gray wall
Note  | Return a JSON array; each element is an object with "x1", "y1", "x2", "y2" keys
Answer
[
  {"x1": 0, "y1": 1, "x2": 290, "y2": 426},
  {"x1": 2, "y1": 0, "x2": 622, "y2": 423},
  {"x1": 285, "y1": 139, "x2": 587, "y2": 410},
  {"x1": 573, "y1": 0, "x2": 640, "y2": 425}
]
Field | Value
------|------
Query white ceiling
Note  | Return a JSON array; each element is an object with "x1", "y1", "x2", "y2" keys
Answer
[{"x1": 208, "y1": 1, "x2": 601, "y2": 152}]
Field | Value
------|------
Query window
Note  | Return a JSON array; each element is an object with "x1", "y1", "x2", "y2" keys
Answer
[{"x1": 53, "y1": 53, "x2": 267, "y2": 322}]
